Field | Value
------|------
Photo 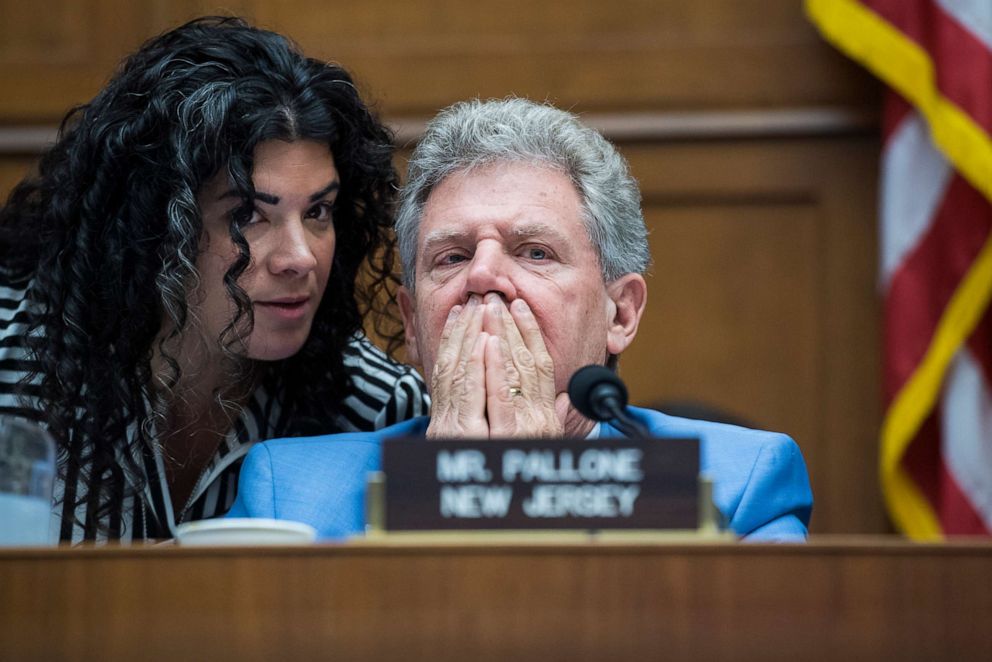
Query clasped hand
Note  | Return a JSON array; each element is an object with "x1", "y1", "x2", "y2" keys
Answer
[{"x1": 426, "y1": 293, "x2": 568, "y2": 438}]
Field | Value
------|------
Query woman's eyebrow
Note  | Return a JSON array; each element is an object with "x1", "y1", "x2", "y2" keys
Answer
[
  {"x1": 216, "y1": 179, "x2": 339, "y2": 205},
  {"x1": 309, "y1": 180, "x2": 340, "y2": 202},
  {"x1": 218, "y1": 189, "x2": 279, "y2": 204}
]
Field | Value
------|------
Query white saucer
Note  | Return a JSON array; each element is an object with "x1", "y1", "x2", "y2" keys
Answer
[{"x1": 175, "y1": 518, "x2": 317, "y2": 546}]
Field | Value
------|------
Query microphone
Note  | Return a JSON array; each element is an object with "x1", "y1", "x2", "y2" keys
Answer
[{"x1": 567, "y1": 365, "x2": 651, "y2": 437}]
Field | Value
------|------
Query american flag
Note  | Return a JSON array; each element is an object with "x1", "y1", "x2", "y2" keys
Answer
[{"x1": 807, "y1": 0, "x2": 992, "y2": 538}]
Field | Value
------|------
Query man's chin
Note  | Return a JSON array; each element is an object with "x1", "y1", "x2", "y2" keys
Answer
[{"x1": 562, "y1": 406, "x2": 596, "y2": 439}]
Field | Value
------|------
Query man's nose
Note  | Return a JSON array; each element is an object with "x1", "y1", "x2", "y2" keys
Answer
[
  {"x1": 268, "y1": 220, "x2": 319, "y2": 276},
  {"x1": 464, "y1": 243, "x2": 516, "y2": 300}
]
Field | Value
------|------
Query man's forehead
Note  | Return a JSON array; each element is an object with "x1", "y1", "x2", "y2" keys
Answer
[
  {"x1": 420, "y1": 221, "x2": 570, "y2": 250},
  {"x1": 416, "y1": 164, "x2": 586, "y2": 247}
]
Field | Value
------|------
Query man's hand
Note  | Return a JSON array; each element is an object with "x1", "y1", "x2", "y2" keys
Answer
[
  {"x1": 482, "y1": 294, "x2": 568, "y2": 438},
  {"x1": 425, "y1": 296, "x2": 489, "y2": 438},
  {"x1": 426, "y1": 294, "x2": 569, "y2": 438}
]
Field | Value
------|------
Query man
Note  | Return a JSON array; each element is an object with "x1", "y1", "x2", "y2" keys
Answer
[{"x1": 227, "y1": 98, "x2": 813, "y2": 541}]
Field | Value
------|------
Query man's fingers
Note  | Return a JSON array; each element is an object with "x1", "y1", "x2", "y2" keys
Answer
[
  {"x1": 509, "y1": 298, "x2": 557, "y2": 403},
  {"x1": 483, "y1": 294, "x2": 539, "y2": 397},
  {"x1": 430, "y1": 304, "x2": 463, "y2": 393},
  {"x1": 427, "y1": 327, "x2": 489, "y2": 438},
  {"x1": 431, "y1": 298, "x2": 481, "y2": 392},
  {"x1": 485, "y1": 334, "x2": 518, "y2": 435},
  {"x1": 484, "y1": 331, "x2": 564, "y2": 439},
  {"x1": 485, "y1": 332, "x2": 550, "y2": 438},
  {"x1": 428, "y1": 297, "x2": 488, "y2": 439}
]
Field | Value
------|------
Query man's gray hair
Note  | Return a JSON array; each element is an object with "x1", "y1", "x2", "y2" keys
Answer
[{"x1": 395, "y1": 97, "x2": 651, "y2": 290}]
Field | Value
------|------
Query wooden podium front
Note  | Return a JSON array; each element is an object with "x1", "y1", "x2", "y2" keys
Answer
[{"x1": 2, "y1": 538, "x2": 991, "y2": 661}]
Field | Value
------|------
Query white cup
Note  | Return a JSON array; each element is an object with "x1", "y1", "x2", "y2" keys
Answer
[{"x1": 0, "y1": 417, "x2": 56, "y2": 546}]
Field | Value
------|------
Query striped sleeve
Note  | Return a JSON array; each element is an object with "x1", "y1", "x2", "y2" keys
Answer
[
  {"x1": 0, "y1": 271, "x2": 43, "y2": 422},
  {"x1": 336, "y1": 336, "x2": 430, "y2": 432}
]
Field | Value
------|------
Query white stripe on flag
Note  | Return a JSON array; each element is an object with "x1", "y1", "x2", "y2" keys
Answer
[
  {"x1": 941, "y1": 346, "x2": 992, "y2": 530},
  {"x1": 936, "y1": 0, "x2": 992, "y2": 50},
  {"x1": 879, "y1": 111, "x2": 954, "y2": 288}
]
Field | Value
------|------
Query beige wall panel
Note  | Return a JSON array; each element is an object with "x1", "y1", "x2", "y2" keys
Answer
[
  {"x1": 0, "y1": 0, "x2": 876, "y2": 121},
  {"x1": 622, "y1": 137, "x2": 884, "y2": 534}
]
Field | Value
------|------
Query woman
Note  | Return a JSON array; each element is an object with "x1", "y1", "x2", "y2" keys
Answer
[{"x1": 0, "y1": 17, "x2": 428, "y2": 542}]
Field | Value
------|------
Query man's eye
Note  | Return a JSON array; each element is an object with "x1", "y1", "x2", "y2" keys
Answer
[
  {"x1": 438, "y1": 253, "x2": 468, "y2": 266},
  {"x1": 525, "y1": 247, "x2": 548, "y2": 260}
]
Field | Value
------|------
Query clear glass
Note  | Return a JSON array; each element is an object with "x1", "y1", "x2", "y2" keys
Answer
[{"x1": 0, "y1": 417, "x2": 56, "y2": 546}]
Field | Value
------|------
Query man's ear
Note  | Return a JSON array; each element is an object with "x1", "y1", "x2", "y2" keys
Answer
[
  {"x1": 397, "y1": 286, "x2": 422, "y2": 367},
  {"x1": 605, "y1": 273, "x2": 647, "y2": 356}
]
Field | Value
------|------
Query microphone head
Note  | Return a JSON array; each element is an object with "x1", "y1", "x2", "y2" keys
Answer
[{"x1": 568, "y1": 365, "x2": 629, "y2": 422}]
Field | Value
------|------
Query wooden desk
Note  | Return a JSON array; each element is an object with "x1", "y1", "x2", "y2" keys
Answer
[{"x1": 2, "y1": 537, "x2": 990, "y2": 661}]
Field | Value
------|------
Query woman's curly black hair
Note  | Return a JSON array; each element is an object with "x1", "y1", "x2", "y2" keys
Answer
[{"x1": 0, "y1": 16, "x2": 402, "y2": 538}]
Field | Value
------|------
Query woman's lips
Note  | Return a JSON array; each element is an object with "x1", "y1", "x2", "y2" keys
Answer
[{"x1": 255, "y1": 297, "x2": 311, "y2": 320}]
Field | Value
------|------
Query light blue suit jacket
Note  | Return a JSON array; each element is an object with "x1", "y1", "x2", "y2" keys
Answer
[{"x1": 227, "y1": 406, "x2": 813, "y2": 541}]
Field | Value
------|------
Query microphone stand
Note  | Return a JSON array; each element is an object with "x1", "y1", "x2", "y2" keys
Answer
[{"x1": 598, "y1": 394, "x2": 652, "y2": 438}]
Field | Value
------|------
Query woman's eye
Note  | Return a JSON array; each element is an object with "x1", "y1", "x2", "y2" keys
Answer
[
  {"x1": 231, "y1": 205, "x2": 261, "y2": 228},
  {"x1": 306, "y1": 202, "x2": 336, "y2": 223}
]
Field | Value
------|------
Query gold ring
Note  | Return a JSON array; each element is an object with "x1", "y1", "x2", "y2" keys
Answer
[{"x1": 508, "y1": 387, "x2": 523, "y2": 398}]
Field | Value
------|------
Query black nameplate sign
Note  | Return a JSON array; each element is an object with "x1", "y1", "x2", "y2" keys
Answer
[{"x1": 380, "y1": 437, "x2": 700, "y2": 531}]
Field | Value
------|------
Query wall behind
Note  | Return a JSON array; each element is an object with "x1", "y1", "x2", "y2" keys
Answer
[{"x1": 0, "y1": 0, "x2": 885, "y2": 533}]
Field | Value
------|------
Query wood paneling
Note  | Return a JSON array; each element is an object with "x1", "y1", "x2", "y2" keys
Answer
[
  {"x1": 260, "y1": 0, "x2": 878, "y2": 115},
  {"x1": 0, "y1": 0, "x2": 876, "y2": 120},
  {"x1": 2, "y1": 541, "x2": 991, "y2": 660},
  {"x1": 0, "y1": 156, "x2": 37, "y2": 199},
  {"x1": 0, "y1": 0, "x2": 140, "y2": 121},
  {"x1": 621, "y1": 137, "x2": 883, "y2": 534},
  {"x1": 0, "y1": 1, "x2": 91, "y2": 63}
]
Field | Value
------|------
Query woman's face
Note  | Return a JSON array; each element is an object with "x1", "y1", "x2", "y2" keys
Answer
[{"x1": 194, "y1": 139, "x2": 339, "y2": 362}]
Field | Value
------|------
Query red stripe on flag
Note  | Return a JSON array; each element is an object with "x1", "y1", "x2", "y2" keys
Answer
[
  {"x1": 966, "y1": 305, "x2": 992, "y2": 395},
  {"x1": 937, "y1": 459, "x2": 992, "y2": 535},
  {"x1": 864, "y1": 0, "x2": 940, "y2": 52},
  {"x1": 884, "y1": 174, "x2": 992, "y2": 404},
  {"x1": 901, "y1": 405, "x2": 991, "y2": 535},
  {"x1": 866, "y1": 0, "x2": 992, "y2": 133},
  {"x1": 882, "y1": 93, "x2": 913, "y2": 145},
  {"x1": 902, "y1": 406, "x2": 942, "y2": 514}
]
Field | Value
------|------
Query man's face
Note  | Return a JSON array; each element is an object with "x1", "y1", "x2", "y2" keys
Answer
[
  {"x1": 399, "y1": 161, "x2": 643, "y2": 403},
  {"x1": 194, "y1": 139, "x2": 339, "y2": 362}
]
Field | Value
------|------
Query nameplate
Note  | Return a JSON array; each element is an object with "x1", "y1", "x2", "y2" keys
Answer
[{"x1": 379, "y1": 437, "x2": 699, "y2": 531}]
